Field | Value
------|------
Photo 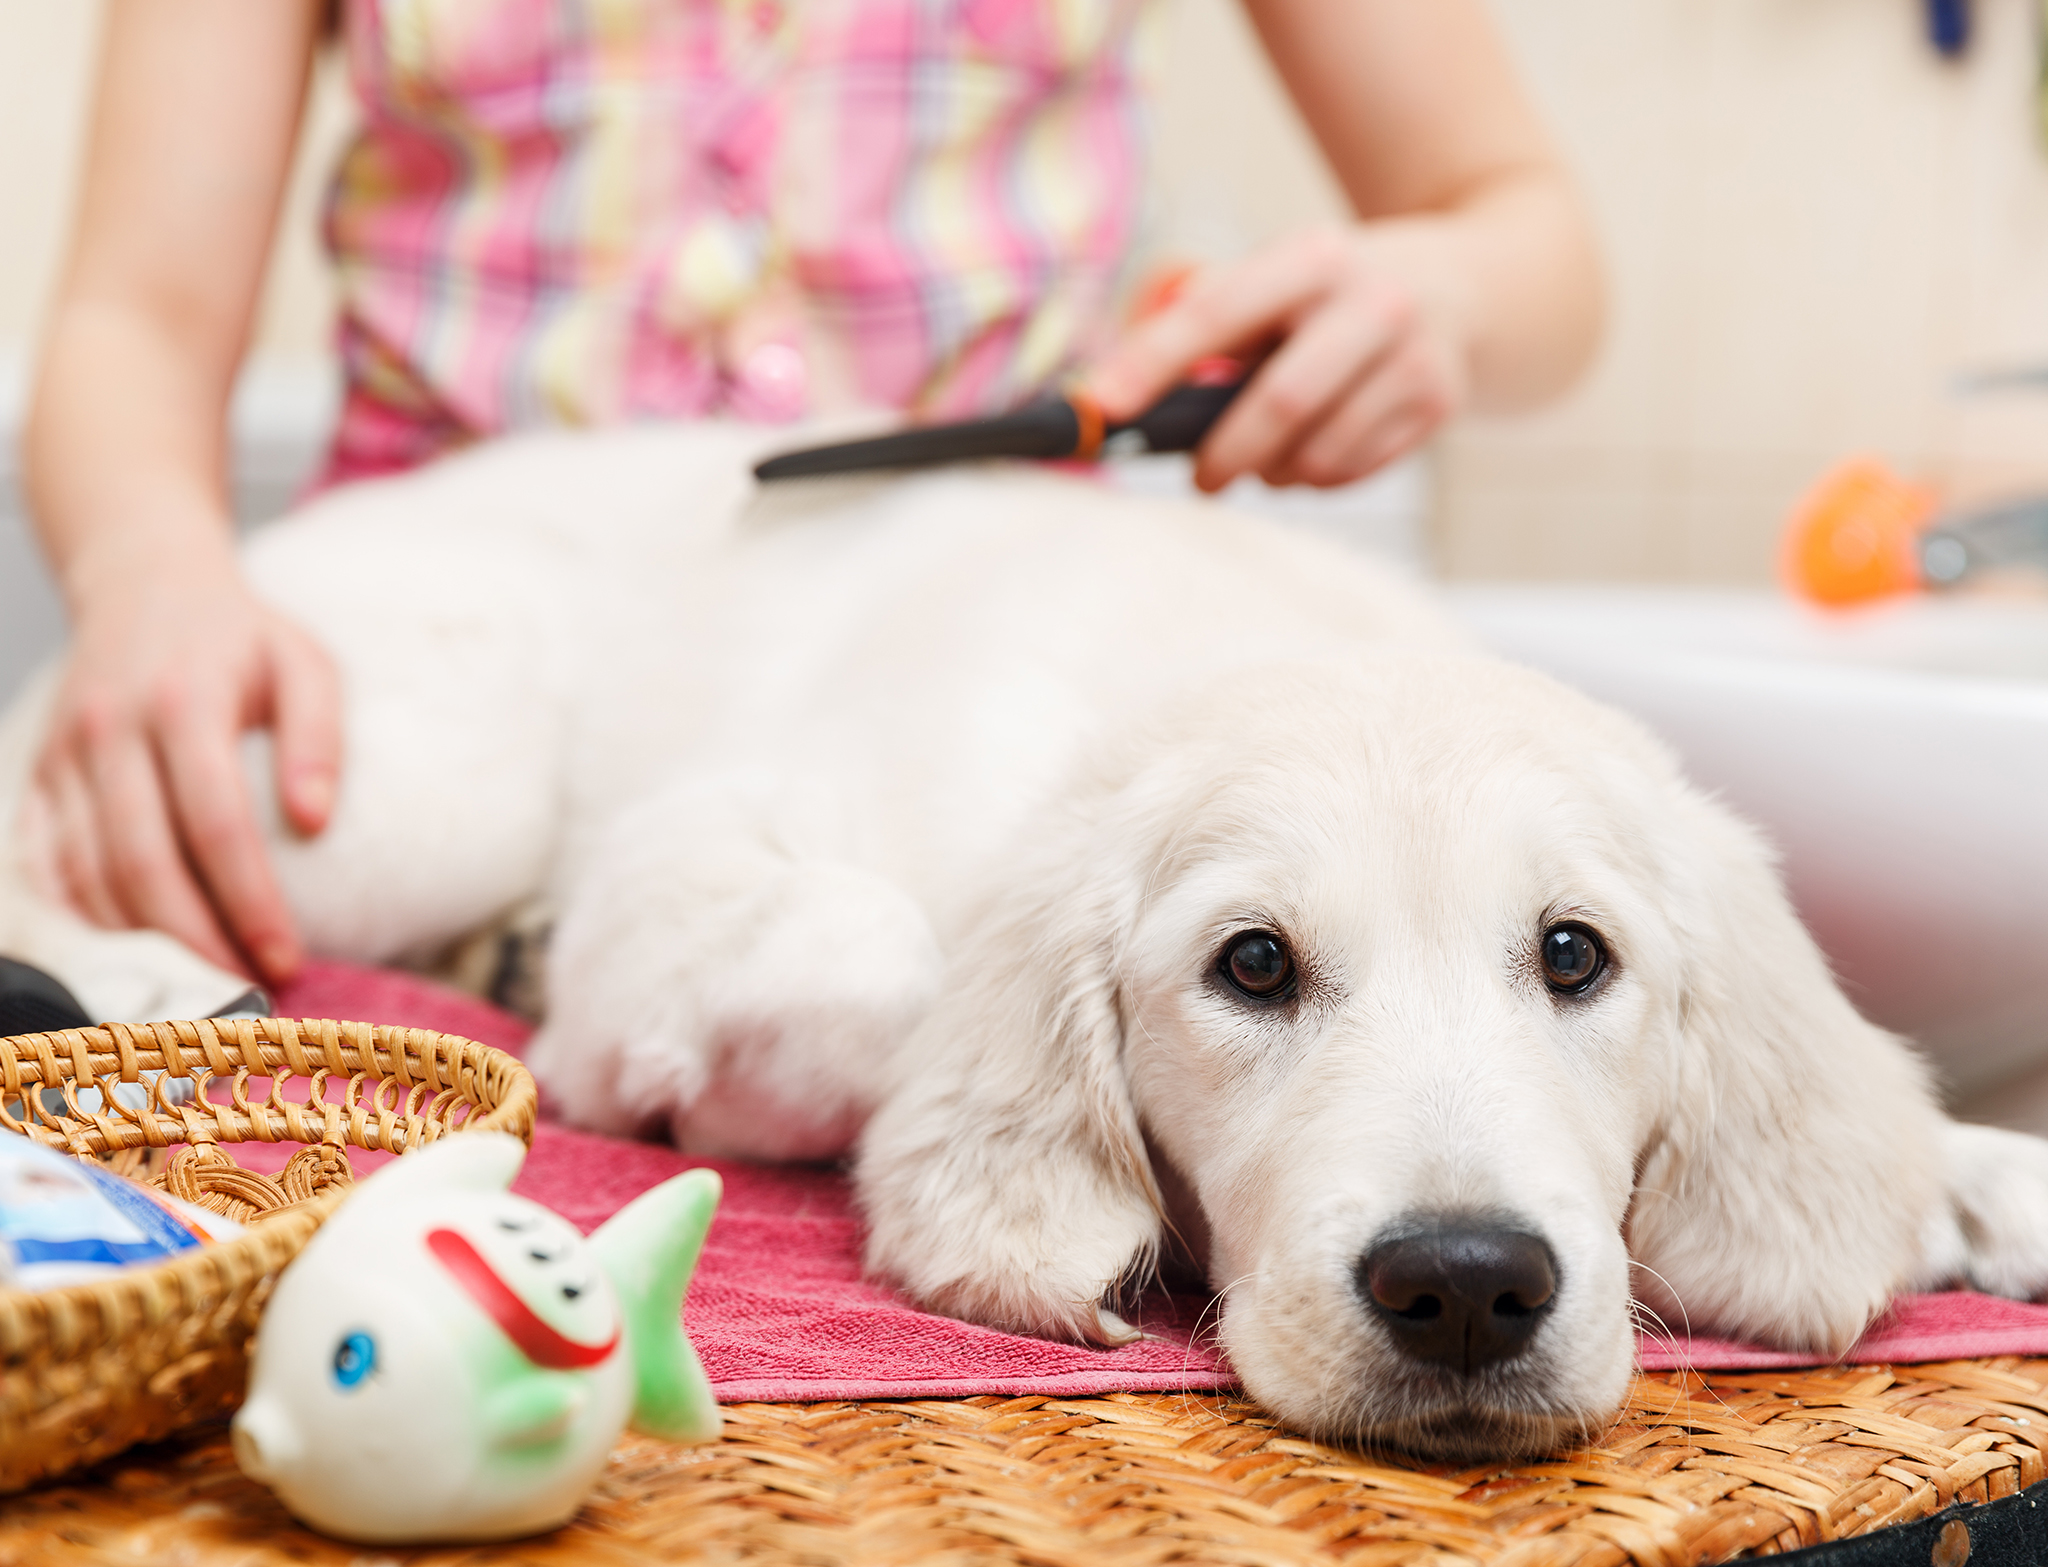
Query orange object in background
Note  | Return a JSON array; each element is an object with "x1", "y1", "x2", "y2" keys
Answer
[{"x1": 1781, "y1": 458, "x2": 1940, "y2": 606}]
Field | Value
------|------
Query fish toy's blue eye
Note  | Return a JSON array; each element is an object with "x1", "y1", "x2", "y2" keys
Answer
[{"x1": 332, "y1": 1331, "x2": 376, "y2": 1389}]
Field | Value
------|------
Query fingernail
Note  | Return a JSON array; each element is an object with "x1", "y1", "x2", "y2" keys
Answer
[
  {"x1": 258, "y1": 939, "x2": 300, "y2": 983},
  {"x1": 295, "y1": 773, "x2": 334, "y2": 824}
]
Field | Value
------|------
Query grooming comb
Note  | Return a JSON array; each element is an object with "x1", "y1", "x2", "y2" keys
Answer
[{"x1": 752, "y1": 377, "x2": 1244, "y2": 483}]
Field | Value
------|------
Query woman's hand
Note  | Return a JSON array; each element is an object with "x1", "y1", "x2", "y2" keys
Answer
[
  {"x1": 29, "y1": 535, "x2": 340, "y2": 986},
  {"x1": 1088, "y1": 0, "x2": 1602, "y2": 492},
  {"x1": 21, "y1": 0, "x2": 329, "y2": 985},
  {"x1": 1086, "y1": 224, "x2": 1473, "y2": 492}
]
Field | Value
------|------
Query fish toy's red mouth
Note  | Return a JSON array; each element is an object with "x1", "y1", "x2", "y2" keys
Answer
[{"x1": 426, "y1": 1228, "x2": 619, "y2": 1370}]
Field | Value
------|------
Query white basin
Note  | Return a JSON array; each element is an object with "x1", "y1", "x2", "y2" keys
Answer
[{"x1": 1452, "y1": 587, "x2": 2048, "y2": 1127}]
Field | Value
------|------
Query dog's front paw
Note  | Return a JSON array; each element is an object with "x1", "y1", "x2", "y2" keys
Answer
[
  {"x1": 856, "y1": 1046, "x2": 1164, "y2": 1348},
  {"x1": 859, "y1": 1155, "x2": 1158, "y2": 1346},
  {"x1": 1916, "y1": 1121, "x2": 2048, "y2": 1299}
]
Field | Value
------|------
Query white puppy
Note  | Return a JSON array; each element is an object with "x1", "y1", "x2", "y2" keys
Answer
[{"x1": 3, "y1": 425, "x2": 2044, "y2": 1458}]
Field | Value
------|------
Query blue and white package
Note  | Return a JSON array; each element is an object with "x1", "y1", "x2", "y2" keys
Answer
[{"x1": 0, "y1": 1133, "x2": 228, "y2": 1292}]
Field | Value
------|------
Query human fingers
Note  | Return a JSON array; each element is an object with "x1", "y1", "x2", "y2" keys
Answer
[
  {"x1": 12, "y1": 780, "x2": 67, "y2": 909},
  {"x1": 80, "y1": 712, "x2": 247, "y2": 975},
  {"x1": 35, "y1": 756, "x2": 123, "y2": 928},
  {"x1": 1084, "y1": 230, "x2": 1348, "y2": 420},
  {"x1": 154, "y1": 672, "x2": 303, "y2": 984},
  {"x1": 266, "y1": 620, "x2": 342, "y2": 838},
  {"x1": 1190, "y1": 291, "x2": 1402, "y2": 493},
  {"x1": 1269, "y1": 406, "x2": 1434, "y2": 494},
  {"x1": 1263, "y1": 337, "x2": 1462, "y2": 489}
]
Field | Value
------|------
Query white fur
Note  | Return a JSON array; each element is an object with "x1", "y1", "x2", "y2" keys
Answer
[{"x1": 4, "y1": 423, "x2": 2043, "y2": 1457}]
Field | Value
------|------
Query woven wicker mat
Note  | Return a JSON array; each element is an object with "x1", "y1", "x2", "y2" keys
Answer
[{"x1": 6, "y1": 1360, "x2": 2047, "y2": 1566}]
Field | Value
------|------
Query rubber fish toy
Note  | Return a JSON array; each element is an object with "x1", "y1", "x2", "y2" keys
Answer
[{"x1": 231, "y1": 1132, "x2": 720, "y2": 1543}]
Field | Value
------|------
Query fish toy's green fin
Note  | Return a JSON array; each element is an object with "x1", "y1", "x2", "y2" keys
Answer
[
  {"x1": 590, "y1": 1168, "x2": 723, "y2": 1443},
  {"x1": 481, "y1": 1375, "x2": 584, "y2": 1451}
]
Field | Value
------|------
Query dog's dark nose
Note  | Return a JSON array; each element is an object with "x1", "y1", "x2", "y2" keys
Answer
[{"x1": 1357, "y1": 1222, "x2": 1556, "y2": 1375}]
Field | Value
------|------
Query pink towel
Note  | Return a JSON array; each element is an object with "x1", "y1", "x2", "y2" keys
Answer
[{"x1": 272, "y1": 960, "x2": 2048, "y2": 1398}]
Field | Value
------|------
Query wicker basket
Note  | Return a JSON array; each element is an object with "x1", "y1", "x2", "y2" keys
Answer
[{"x1": 0, "y1": 1016, "x2": 537, "y2": 1492}]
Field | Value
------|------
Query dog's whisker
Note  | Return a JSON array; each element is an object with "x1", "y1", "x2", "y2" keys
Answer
[
  {"x1": 1626, "y1": 1267, "x2": 1694, "y2": 1368},
  {"x1": 1626, "y1": 1259, "x2": 1715, "y2": 1432},
  {"x1": 1169, "y1": 1269, "x2": 1258, "y2": 1424},
  {"x1": 1628, "y1": 1298, "x2": 1690, "y2": 1417}
]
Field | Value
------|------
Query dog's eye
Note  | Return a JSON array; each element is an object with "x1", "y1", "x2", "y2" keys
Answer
[
  {"x1": 1220, "y1": 930, "x2": 1296, "y2": 1001},
  {"x1": 1540, "y1": 923, "x2": 1606, "y2": 993}
]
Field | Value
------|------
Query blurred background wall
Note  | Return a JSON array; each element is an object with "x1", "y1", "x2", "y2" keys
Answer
[
  {"x1": 5, "y1": 0, "x2": 2048, "y2": 692},
  {"x1": 1150, "y1": 0, "x2": 2048, "y2": 582}
]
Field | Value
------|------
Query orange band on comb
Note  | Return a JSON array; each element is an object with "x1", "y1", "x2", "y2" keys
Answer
[{"x1": 1068, "y1": 390, "x2": 1107, "y2": 460}]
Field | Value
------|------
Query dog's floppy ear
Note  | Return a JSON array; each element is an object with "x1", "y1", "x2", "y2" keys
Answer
[
  {"x1": 855, "y1": 771, "x2": 1178, "y2": 1347},
  {"x1": 1627, "y1": 790, "x2": 1947, "y2": 1355}
]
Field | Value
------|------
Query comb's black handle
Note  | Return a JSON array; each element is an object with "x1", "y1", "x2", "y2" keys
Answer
[
  {"x1": 753, "y1": 399, "x2": 1082, "y2": 481},
  {"x1": 1109, "y1": 381, "x2": 1243, "y2": 453},
  {"x1": 750, "y1": 376, "x2": 1248, "y2": 481}
]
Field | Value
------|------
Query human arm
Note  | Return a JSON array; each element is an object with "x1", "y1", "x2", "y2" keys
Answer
[
  {"x1": 24, "y1": 0, "x2": 335, "y2": 984},
  {"x1": 1086, "y1": 0, "x2": 1603, "y2": 490}
]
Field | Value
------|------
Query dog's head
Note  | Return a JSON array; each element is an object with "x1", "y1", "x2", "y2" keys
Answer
[{"x1": 856, "y1": 655, "x2": 1946, "y2": 1459}]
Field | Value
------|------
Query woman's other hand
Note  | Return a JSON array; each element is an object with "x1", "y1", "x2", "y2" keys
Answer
[
  {"x1": 1085, "y1": 0, "x2": 1602, "y2": 492},
  {"x1": 23, "y1": 0, "x2": 328, "y2": 983},
  {"x1": 30, "y1": 528, "x2": 340, "y2": 986}
]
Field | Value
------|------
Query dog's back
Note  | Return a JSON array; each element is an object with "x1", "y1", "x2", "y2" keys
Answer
[{"x1": 237, "y1": 425, "x2": 1465, "y2": 959}]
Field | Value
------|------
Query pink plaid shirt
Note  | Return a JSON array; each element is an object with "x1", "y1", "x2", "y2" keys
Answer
[{"x1": 323, "y1": 0, "x2": 1153, "y2": 482}]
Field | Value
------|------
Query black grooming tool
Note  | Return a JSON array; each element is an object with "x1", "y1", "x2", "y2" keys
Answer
[
  {"x1": 0, "y1": 955, "x2": 271, "y2": 1039},
  {"x1": 752, "y1": 379, "x2": 1244, "y2": 482},
  {"x1": 0, "y1": 956, "x2": 93, "y2": 1037}
]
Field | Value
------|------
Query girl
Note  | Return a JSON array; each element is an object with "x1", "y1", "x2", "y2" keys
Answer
[{"x1": 24, "y1": 0, "x2": 1600, "y2": 987}]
